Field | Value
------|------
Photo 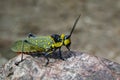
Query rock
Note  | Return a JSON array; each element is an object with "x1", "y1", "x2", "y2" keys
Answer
[
  {"x1": 0, "y1": 51, "x2": 120, "y2": 80},
  {"x1": 0, "y1": 57, "x2": 8, "y2": 66}
]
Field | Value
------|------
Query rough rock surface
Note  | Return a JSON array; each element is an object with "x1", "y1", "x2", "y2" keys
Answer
[{"x1": 0, "y1": 51, "x2": 120, "y2": 80}]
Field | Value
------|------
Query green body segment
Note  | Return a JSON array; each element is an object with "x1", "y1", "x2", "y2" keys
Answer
[{"x1": 11, "y1": 36, "x2": 54, "y2": 53}]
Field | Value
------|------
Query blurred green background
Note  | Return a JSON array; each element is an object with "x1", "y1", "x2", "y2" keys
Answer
[{"x1": 0, "y1": 0, "x2": 120, "y2": 65}]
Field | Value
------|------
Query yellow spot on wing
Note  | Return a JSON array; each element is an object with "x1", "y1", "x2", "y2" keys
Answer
[
  {"x1": 31, "y1": 40, "x2": 34, "y2": 42},
  {"x1": 35, "y1": 43, "x2": 38, "y2": 45},
  {"x1": 44, "y1": 40, "x2": 47, "y2": 42},
  {"x1": 35, "y1": 40, "x2": 38, "y2": 45},
  {"x1": 48, "y1": 42, "x2": 50, "y2": 45},
  {"x1": 40, "y1": 40, "x2": 43, "y2": 42},
  {"x1": 35, "y1": 40, "x2": 38, "y2": 42},
  {"x1": 43, "y1": 45, "x2": 46, "y2": 48}
]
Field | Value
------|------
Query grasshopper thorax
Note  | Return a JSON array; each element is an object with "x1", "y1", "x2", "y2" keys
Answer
[{"x1": 51, "y1": 34, "x2": 62, "y2": 48}]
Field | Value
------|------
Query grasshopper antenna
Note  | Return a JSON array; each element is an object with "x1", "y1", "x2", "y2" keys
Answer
[{"x1": 69, "y1": 14, "x2": 81, "y2": 38}]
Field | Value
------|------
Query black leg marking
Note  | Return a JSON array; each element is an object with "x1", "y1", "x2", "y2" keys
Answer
[
  {"x1": 66, "y1": 46, "x2": 70, "y2": 51},
  {"x1": 52, "y1": 48, "x2": 57, "y2": 53},
  {"x1": 58, "y1": 47, "x2": 65, "y2": 60},
  {"x1": 44, "y1": 53, "x2": 49, "y2": 57},
  {"x1": 45, "y1": 57, "x2": 49, "y2": 66},
  {"x1": 15, "y1": 59, "x2": 24, "y2": 66},
  {"x1": 28, "y1": 33, "x2": 36, "y2": 38},
  {"x1": 44, "y1": 53, "x2": 50, "y2": 66},
  {"x1": 19, "y1": 40, "x2": 24, "y2": 65}
]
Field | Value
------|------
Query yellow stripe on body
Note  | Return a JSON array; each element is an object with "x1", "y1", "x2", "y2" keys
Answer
[{"x1": 64, "y1": 39, "x2": 70, "y2": 45}]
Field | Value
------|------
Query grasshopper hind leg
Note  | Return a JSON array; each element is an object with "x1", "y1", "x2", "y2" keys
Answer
[
  {"x1": 15, "y1": 40, "x2": 26, "y2": 66},
  {"x1": 15, "y1": 33, "x2": 36, "y2": 66}
]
